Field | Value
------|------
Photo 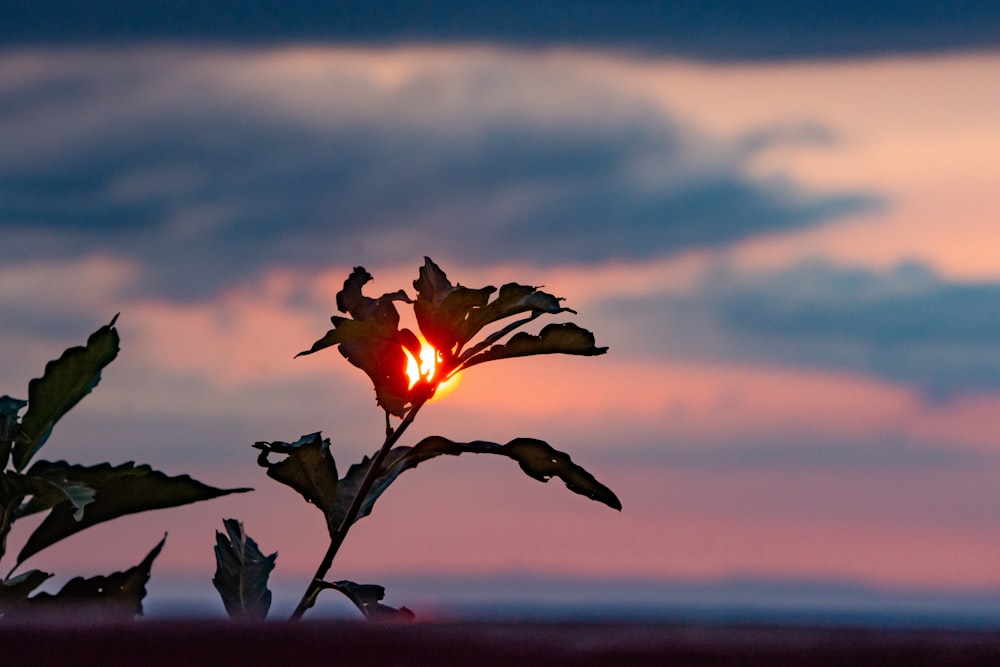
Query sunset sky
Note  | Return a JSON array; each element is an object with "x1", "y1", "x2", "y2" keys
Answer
[{"x1": 3, "y1": 2, "x2": 1000, "y2": 619}]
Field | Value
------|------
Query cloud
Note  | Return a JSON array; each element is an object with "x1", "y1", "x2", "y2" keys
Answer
[
  {"x1": 0, "y1": 47, "x2": 876, "y2": 300},
  {"x1": 596, "y1": 260, "x2": 1000, "y2": 399},
  {"x1": 4, "y1": 1, "x2": 1000, "y2": 60}
]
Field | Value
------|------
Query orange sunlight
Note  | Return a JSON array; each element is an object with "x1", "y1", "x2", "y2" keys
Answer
[{"x1": 404, "y1": 337, "x2": 461, "y2": 401}]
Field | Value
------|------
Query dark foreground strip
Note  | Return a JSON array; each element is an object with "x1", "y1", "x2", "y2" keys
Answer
[{"x1": 4, "y1": 619, "x2": 1000, "y2": 666}]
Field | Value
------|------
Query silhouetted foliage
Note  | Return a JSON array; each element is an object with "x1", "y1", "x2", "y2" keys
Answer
[
  {"x1": 213, "y1": 519, "x2": 276, "y2": 620},
  {"x1": 0, "y1": 258, "x2": 616, "y2": 622},
  {"x1": 221, "y1": 258, "x2": 618, "y2": 620},
  {"x1": 0, "y1": 317, "x2": 248, "y2": 619}
]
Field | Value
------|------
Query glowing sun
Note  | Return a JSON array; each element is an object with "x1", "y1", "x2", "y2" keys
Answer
[{"x1": 404, "y1": 338, "x2": 460, "y2": 400}]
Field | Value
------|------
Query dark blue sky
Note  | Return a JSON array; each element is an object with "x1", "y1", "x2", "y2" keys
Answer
[{"x1": 6, "y1": 0, "x2": 1000, "y2": 59}]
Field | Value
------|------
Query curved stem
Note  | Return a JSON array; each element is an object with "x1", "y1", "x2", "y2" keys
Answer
[{"x1": 290, "y1": 397, "x2": 427, "y2": 620}]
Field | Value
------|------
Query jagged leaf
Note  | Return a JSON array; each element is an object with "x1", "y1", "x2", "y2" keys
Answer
[
  {"x1": 396, "y1": 436, "x2": 621, "y2": 510},
  {"x1": 0, "y1": 471, "x2": 95, "y2": 562},
  {"x1": 19, "y1": 536, "x2": 165, "y2": 619},
  {"x1": 412, "y1": 257, "x2": 454, "y2": 306},
  {"x1": 414, "y1": 257, "x2": 496, "y2": 355},
  {"x1": 0, "y1": 569, "x2": 52, "y2": 615},
  {"x1": 297, "y1": 269, "x2": 420, "y2": 417},
  {"x1": 336, "y1": 266, "x2": 412, "y2": 321},
  {"x1": 295, "y1": 315, "x2": 420, "y2": 357},
  {"x1": 4, "y1": 470, "x2": 96, "y2": 522},
  {"x1": 0, "y1": 473, "x2": 29, "y2": 563},
  {"x1": 338, "y1": 436, "x2": 620, "y2": 530},
  {"x1": 295, "y1": 317, "x2": 389, "y2": 357},
  {"x1": 413, "y1": 258, "x2": 579, "y2": 363},
  {"x1": 318, "y1": 580, "x2": 414, "y2": 621},
  {"x1": 13, "y1": 316, "x2": 120, "y2": 471},
  {"x1": 17, "y1": 461, "x2": 251, "y2": 566},
  {"x1": 298, "y1": 318, "x2": 422, "y2": 416},
  {"x1": 461, "y1": 322, "x2": 608, "y2": 370},
  {"x1": 213, "y1": 519, "x2": 276, "y2": 620},
  {"x1": 495, "y1": 438, "x2": 623, "y2": 510},
  {"x1": 459, "y1": 282, "x2": 575, "y2": 345},
  {"x1": 0, "y1": 396, "x2": 26, "y2": 442},
  {"x1": 324, "y1": 446, "x2": 438, "y2": 533},
  {"x1": 253, "y1": 433, "x2": 340, "y2": 534},
  {"x1": 0, "y1": 396, "x2": 27, "y2": 470},
  {"x1": 337, "y1": 335, "x2": 417, "y2": 417}
]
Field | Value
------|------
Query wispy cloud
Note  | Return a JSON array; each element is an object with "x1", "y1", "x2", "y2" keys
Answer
[
  {"x1": 0, "y1": 47, "x2": 875, "y2": 300},
  {"x1": 597, "y1": 260, "x2": 1000, "y2": 399}
]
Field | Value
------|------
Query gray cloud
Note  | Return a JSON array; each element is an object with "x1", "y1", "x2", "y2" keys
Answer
[
  {"x1": 0, "y1": 49, "x2": 876, "y2": 300},
  {"x1": 597, "y1": 261, "x2": 1000, "y2": 399}
]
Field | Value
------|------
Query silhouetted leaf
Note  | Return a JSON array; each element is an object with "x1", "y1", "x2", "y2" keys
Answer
[
  {"x1": 297, "y1": 269, "x2": 420, "y2": 417},
  {"x1": 338, "y1": 436, "x2": 620, "y2": 530},
  {"x1": 318, "y1": 580, "x2": 414, "y2": 621},
  {"x1": 0, "y1": 396, "x2": 27, "y2": 470},
  {"x1": 460, "y1": 282, "x2": 575, "y2": 345},
  {"x1": 297, "y1": 313, "x2": 421, "y2": 363},
  {"x1": 461, "y1": 322, "x2": 608, "y2": 370},
  {"x1": 13, "y1": 316, "x2": 120, "y2": 471},
  {"x1": 336, "y1": 266, "x2": 411, "y2": 321},
  {"x1": 414, "y1": 257, "x2": 496, "y2": 355},
  {"x1": 413, "y1": 258, "x2": 578, "y2": 364},
  {"x1": 412, "y1": 257, "x2": 453, "y2": 306},
  {"x1": 17, "y1": 461, "x2": 251, "y2": 566},
  {"x1": 255, "y1": 438, "x2": 407, "y2": 536},
  {"x1": 5, "y1": 470, "x2": 96, "y2": 521},
  {"x1": 496, "y1": 438, "x2": 623, "y2": 510},
  {"x1": 299, "y1": 444, "x2": 444, "y2": 534},
  {"x1": 0, "y1": 471, "x2": 95, "y2": 562},
  {"x1": 19, "y1": 536, "x2": 165, "y2": 619},
  {"x1": 213, "y1": 519, "x2": 276, "y2": 620},
  {"x1": 253, "y1": 433, "x2": 340, "y2": 535},
  {"x1": 0, "y1": 569, "x2": 52, "y2": 615},
  {"x1": 338, "y1": 335, "x2": 417, "y2": 417},
  {"x1": 0, "y1": 473, "x2": 28, "y2": 563},
  {"x1": 0, "y1": 396, "x2": 26, "y2": 442},
  {"x1": 400, "y1": 436, "x2": 621, "y2": 510}
]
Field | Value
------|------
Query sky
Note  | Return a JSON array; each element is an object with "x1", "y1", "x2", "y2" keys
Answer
[{"x1": 3, "y1": 2, "x2": 1000, "y2": 619}]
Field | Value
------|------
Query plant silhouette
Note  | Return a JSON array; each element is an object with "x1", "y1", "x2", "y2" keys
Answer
[
  {"x1": 217, "y1": 258, "x2": 620, "y2": 620},
  {"x1": 0, "y1": 259, "x2": 617, "y2": 621},
  {"x1": 0, "y1": 315, "x2": 249, "y2": 619}
]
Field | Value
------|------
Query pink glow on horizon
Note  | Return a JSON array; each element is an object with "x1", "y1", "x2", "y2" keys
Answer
[{"x1": 26, "y1": 463, "x2": 1000, "y2": 592}]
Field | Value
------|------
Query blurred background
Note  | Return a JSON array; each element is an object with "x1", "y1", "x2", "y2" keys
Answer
[{"x1": 3, "y1": 1, "x2": 1000, "y2": 623}]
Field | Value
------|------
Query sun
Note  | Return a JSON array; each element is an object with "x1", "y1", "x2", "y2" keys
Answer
[{"x1": 404, "y1": 337, "x2": 461, "y2": 401}]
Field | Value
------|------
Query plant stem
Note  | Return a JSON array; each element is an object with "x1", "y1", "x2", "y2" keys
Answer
[{"x1": 289, "y1": 397, "x2": 427, "y2": 620}]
